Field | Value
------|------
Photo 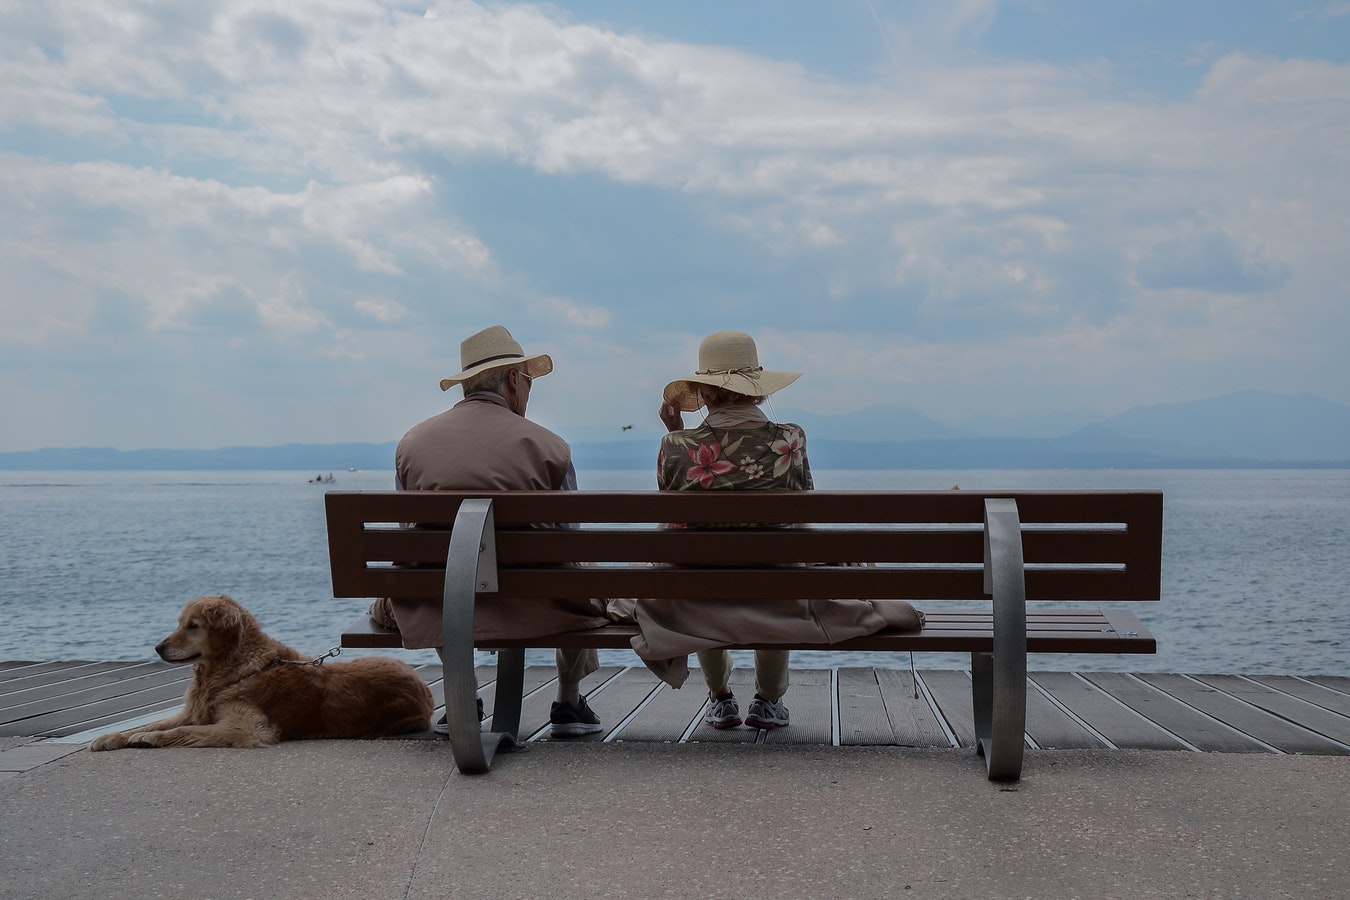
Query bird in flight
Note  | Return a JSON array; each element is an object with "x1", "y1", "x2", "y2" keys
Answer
[{"x1": 621, "y1": 424, "x2": 633, "y2": 431}]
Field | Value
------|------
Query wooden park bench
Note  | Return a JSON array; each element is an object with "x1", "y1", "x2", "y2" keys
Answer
[{"x1": 325, "y1": 490, "x2": 1162, "y2": 781}]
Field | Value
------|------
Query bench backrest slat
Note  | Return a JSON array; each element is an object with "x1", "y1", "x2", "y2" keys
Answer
[
  {"x1": 333, "y1": 489, "x2": 1155, "y2": 524},
  {"x1": 363, "y1": 527, "x2": 1145, "y2": 566},
  {"x1": 326, "y1": 490, "x2": 1163, "y2": 603}
]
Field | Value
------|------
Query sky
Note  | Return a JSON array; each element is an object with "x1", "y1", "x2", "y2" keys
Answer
[{"x1": 2, "y1": 0, "x2": 1349, "y2": 451}]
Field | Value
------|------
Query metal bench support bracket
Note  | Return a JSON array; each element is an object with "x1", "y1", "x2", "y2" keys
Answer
[
  {"x1": 441, "y1": 498, "x2": 517, "y2": 774},
  {"x1": 973, "y1": 498, "x2": 1028, "y2": 781}
]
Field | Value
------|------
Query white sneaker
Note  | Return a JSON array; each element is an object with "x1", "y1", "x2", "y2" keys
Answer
[
  {"x1": 745, "y1": 695, "x2": 789, "y2": 730},
  {"x1": 704, "y1": 693, "x2": 742, "y2": 729}
]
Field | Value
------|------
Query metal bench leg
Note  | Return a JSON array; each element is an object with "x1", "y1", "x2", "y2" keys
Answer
[
  {"x1": 976, "y1": 498, "x2": 1027, "y2": 782},
  {"x1": 490, "y1": 647, "x2": 525, "y2": 739},
  {"x1": 441, "y1": 499, "x2": 515, "y2": 774}
]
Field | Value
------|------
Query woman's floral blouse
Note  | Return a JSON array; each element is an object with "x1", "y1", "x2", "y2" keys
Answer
[{"x1": 658, "y1": 421, "x2": 813, "y2": 492}]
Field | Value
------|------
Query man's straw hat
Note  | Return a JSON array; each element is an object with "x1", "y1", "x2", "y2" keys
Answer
[
  {"x1": 438, "y1": 325, "x2": 553, "y2": 391},
  {"x1": 662, "y1": 331, "x2": 801, "y2": 412}
]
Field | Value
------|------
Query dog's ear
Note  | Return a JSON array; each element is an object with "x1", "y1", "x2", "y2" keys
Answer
[
  {"x1": 201, "y1": 595, "x2": 270, "y2": 657},
  {"x1": 198, "y1": 595, "x2": 247, "y2": 633}
]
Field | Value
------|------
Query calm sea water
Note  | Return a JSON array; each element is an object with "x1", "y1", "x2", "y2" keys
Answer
[{"x1": 1, "y1": 468, "x2": 1347, "y2": 675}]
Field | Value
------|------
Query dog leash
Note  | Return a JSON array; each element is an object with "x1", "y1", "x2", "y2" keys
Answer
[
  {"x1": 270, "y1": 647, "x2": 342, "y2": 668},
  {"x1": 235, "y1": 648, "x2": 344, "y2": 685}
]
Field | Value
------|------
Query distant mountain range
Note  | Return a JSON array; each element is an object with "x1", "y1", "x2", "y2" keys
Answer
[
  {"x1": 778, "y1": 390, "x2": 1350, "y2": 469},
  {"x1": 4, "y1": 391, "x2": 1349, "y2": 470}
]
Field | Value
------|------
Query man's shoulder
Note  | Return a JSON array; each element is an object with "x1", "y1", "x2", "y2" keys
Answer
[
  {"x1": 518, "y1": 415, "x2": 570, "y2": 449},
  {"x1": 399, "y1": 398, "x2": 569, "y2": 450}
]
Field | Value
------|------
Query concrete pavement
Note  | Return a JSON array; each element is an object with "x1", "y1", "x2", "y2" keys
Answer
[{"x1": 1, "y1": 738, "x2": 1346, "y2": 898}]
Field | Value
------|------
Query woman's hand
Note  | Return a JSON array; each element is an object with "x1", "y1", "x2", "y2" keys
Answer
[{"x1": 659, "y1": 402, "x2": 684, "y2": 432}]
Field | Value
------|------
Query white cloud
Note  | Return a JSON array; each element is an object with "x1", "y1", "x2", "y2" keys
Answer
[
  {"x1": 1313, "y1": 3, "x2": 1350, "y2": 20},
  {"x1": 1136, "y1": 226, "x2": 1292, "y2": 293},
  {"x1": 0, "y1": 156, "x2": 490, "y2": 342},
  {"x1": 538, "y1": 297, "x2": 612, "y2": 329},
  {"x1": 354, "y1": 297, "x2": 409, "y2": 324},
  {"x1": 1, "y1": 1, "x2": 1348, "y2": 449}
]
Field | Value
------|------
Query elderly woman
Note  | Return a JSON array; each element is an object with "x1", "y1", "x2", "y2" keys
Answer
[
  {"x1": 656, "y1": 331, "x2": 809, "y2": 730},
  {"x1": 631, "y1": 331, "x2": 923, "y2": 731}
]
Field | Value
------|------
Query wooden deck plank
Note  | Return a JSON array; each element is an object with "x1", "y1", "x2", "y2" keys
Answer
[
  {"x1": 608, "y1": 678, "x2": 704, "y2": 742},
  {"x1": 0, "y1": 662, "x2": 129, "y2": 696},
  {"x1": 1247, "y1": 675, "x2": 1350, "y2": 718},
  {"x1": 4, "y1": 681, "x2": 189, "y2": 738},
  {"x1": 1078, "y1": 672, "x2": 1265, "y2": 753},
  {"x1": 1022, "y1": 674, "x2": 1105, "y2": 750},
  {"x1": 837, "y1": 667, "x2": 895, "y2": 745},
  {"x1": 1030, "y1": 671, "x2": 1187, "y2": 751},
  {"x1": 1304, "y1": 675, "x2": 1350, "y2": 695},
  {"x1": 0, "y1": 662, "x2": 175, "y2": 710},
  {"x1": 918, "y1": 670, "x2": 977, "y2": 749},
  {"x1": 875, "y1": 668, "x2": 951, "y2": 748},
  {"x1": 1, "y1": 661, "x2": 100, "y2": 677},
  {"x1": 1133, "y1": 673, "x2": 1348, "y2": 755},
  {"x1": 0, "y1": 665, "x2": 193, "y2": 736},
  {"x1": 764, "y1": 669, "x2": 832, "y2": 746},
  {"x1": 4, "y1": 662, "x2": 1349, "y2": 758},
  {"x1": 1, "y1": 662, "x2": 186, "y2": 709},
  {"x1": 1188, "y1": 675, "x2": 1350, "y2": 751},
  {"x1": 583, "y1": 668, "x2": 663, "y2": 742}
]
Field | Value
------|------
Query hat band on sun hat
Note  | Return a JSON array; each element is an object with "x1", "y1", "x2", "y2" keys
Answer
[
  {"x1": 462, "y1": 352, "x2": 525, "y2": 372},
  {"x1": 696, "y1": 366, "x2": 763, "y2": 378}
]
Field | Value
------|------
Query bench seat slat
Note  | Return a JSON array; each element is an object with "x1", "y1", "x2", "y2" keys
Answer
[{"x1": 339, "y1": 609, "x2": 1157, "y2": 655}]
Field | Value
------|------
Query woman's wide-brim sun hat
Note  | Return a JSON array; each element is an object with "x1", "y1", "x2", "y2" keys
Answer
[
  {"x1": 438, "y1": 325, "x2": 553, "y2": 391},
  {"x1": 662, "y1": 331, "x2": 801, "y2": 412}
]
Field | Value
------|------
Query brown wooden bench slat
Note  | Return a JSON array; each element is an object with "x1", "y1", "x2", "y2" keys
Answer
[
  {"x1": 340, "y1": 566, "x2": 1152, "y2": 602},
  {"x1": 332, "y1": 489, "x2": 1158, "y2": 525},
  {"x1": 361, "y1": 527, "x2": 1140, "y2": 566},
  {"x1": 341, "y1": 611, "x2": 1156, "y2": 655}
]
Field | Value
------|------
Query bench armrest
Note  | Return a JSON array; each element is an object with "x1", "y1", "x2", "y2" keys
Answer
[
  {"x1": 440, "y1": 498, "x2": 518, "y2": 774},
  {"x1": 974, "y1": 498, "x2": 1028, "y2": 781}
]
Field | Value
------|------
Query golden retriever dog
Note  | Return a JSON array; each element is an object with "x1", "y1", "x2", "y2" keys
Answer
[{"x1": 91, "y1": 594, "x2": 433, "y2": 750}]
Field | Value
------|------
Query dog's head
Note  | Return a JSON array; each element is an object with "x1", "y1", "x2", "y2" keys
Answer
[{"x1": 155, "y1": 594, "x2": 261, "y2": 666}]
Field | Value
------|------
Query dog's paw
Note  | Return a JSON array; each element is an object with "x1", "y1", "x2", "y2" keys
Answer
[
  {"x1": 89, "y1": 733, "x2": 126, "y2": 752},
  {"x1": 124, "y1": 732, "x2": 165, "y2": 748}
]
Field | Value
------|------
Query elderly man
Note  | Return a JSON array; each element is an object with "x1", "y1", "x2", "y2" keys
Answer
[{"x1": 369, "y1": 325, "x2": 609, "y2": 737}]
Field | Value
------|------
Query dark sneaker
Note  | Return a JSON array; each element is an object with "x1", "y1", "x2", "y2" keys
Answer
[
  {"x1": 704, "y1": 692, "x2": 742, "y2": 729},
  {"x1": 433, "y1": 697, "x2": 485, "y2": 734},
  {"x1": 550, "y1": 697, "x2": 603, "y2": 737},
  {"x1": 745, "y1": 694, "x2": 790, "y2": 730}
]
